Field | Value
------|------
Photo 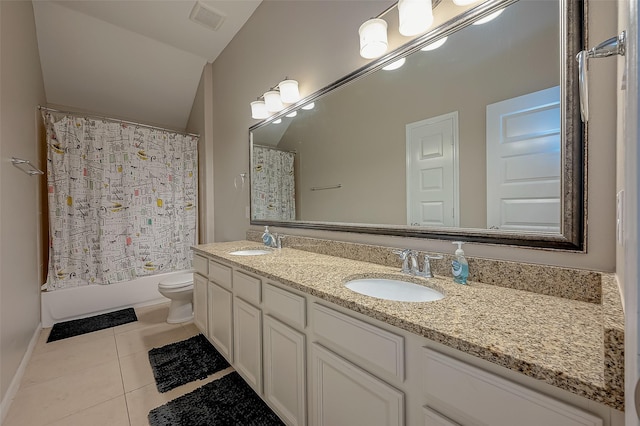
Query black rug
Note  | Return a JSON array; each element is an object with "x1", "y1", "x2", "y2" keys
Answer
[
  {"x1": 148, "y1": 371, "x2": 284, "y2": 426},
  {"x1": 47, "y1": 307, "x2": 137, "y2": 343},
  {"x1": 148, "y1": 333, "x2": 230, "y2": 393}
]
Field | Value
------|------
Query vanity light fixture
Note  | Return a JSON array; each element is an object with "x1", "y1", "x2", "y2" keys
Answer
[
  {"x1": 273, "y1": 118, "x2": 282, "y2": 124},
  {"x1": 383, "y1": 57, "x2": 406, "y2": 70},
  {"x1": 398, "y1": 0, "x2": 433, "y2": 36},
  {"x1": 301, "y1": 102, "x2": 315, "y2": 110},
  {"x1": 472, "y1": 8, "x2": 504, "y2": 25},
  {"x1": 421, "y1": 36, "x2": 447, "y2": 51},
  {"x1": 286, "y1": 111, "x2": 298, "y2": 118},
  {"x1": 250, "y1": 78, "x2": 302, "y2": 119}
]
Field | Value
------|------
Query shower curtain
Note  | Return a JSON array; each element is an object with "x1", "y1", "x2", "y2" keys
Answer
[
  {"x1": 43, "y1": 112, "x2": 198, "y2": 290},
  {"x1": 252, "y1": 146, "x2": 296, "y2": 221}
]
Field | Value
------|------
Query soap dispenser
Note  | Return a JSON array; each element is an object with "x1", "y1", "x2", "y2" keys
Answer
[
  {"x1": 451, "y1": 241, "x2": 469, "y2": 285},
  {"x1": 262, "y1": 226, "x2": 275, "y2": 247}
]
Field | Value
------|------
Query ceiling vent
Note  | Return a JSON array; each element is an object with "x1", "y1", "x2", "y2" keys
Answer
[{"x1": 189, "y1": 1, "x2": 226, "y2": 31}]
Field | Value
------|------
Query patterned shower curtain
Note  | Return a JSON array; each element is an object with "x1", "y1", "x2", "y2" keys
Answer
[
  {"x1": 43, "y1": 112, "x2": 198, "y2": 290},
  {"x1": 252, "y1": 146, "x2": 296, "y2": 221}
]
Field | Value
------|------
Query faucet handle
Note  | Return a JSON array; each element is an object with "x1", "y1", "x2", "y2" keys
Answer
[
  {"x1": 421, "y1": 253, "x2": 443, "y2": 278},
  {"x1": 392, "y1": 248, "x2": 410, "y2": 259}
]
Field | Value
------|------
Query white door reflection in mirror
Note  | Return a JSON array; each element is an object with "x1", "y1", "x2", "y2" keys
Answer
[
  {"x1": 406, "y1": 112, "x2": 459, "y2": 227},
  {"x1": 486, "y1": 86, "x2": 561, "y2": 233}
]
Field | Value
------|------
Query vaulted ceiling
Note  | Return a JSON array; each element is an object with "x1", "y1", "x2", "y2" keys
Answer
[{"x1": 33, "y1": 0, "x2": 261, "y2": 131}]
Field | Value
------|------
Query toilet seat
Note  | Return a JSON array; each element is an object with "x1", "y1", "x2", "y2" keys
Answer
[{"x1": 158, "y1": 273, "x2": 193, "y2": 290}]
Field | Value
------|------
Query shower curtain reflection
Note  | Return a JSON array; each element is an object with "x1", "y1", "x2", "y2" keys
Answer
[
  {"x1": 251, "y1": 145, "x2": 296, "y2": 221},
  {"x1": 42, "y1": 111, "x2": 198, "y2": 290}
]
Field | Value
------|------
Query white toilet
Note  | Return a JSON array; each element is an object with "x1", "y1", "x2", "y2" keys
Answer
[{"x1": 158, "y1": 272, "x2": 194, "y2": 323}]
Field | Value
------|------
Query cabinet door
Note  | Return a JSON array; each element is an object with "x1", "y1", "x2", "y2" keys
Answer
[
  {"x1": 264, "y1": 315, "x2": 306, "y2": 426},
  {"x1": 422, "y1": 348, "x2": 603, "y2": 426},
  {"x1": 234, "y1": 297, "x2": 262, "y2": 394},
  {"x1": 208, "y1": 282, "x2": 233, "y2": 362},
  {"x1": 310, "y1": 343, "x2": 404, "y2": 426},
  {"x1": 193, "y1": 274, "x2": 208, "y2": 334}
]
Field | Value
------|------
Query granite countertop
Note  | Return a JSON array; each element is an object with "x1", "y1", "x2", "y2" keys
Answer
[{"x1": 192, "y1": 241, "x2": 624, "y2": 411}]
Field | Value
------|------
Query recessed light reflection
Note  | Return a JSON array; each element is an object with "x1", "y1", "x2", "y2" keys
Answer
[
  {"x1": 301, "y1": 102, "x2": 315, "y2": 110},
  {"x1": 383, "y1": 57, "x2": 406, "y2": 71},
  {"x1": 472, "y1": 9, "x2": 504, "y2": 25},
  {"x1": 286, "y1": 111, "x2": 297, "y2": 118},
  {"x1": 273, "y1": 119, "x2": 282, "y2": 124},
  {"x1": 421, "y1": 36, "x2": 448, "y2": 51}
]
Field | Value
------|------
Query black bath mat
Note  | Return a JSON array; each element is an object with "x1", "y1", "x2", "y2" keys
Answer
[
  {"x1": 148, "y1": 371, "x2": 284, "y2": 426},
  {"x1": 47, "y1": 307, "x2": 137, "y2": 343},
  {"x1": 148, "y1": 333, "x2": 230, "y2": 393}
]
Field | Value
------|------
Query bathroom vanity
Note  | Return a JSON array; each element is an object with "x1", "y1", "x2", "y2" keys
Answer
[{"x1": 192, "y1": 240, "x2": 624, "y2": 426}]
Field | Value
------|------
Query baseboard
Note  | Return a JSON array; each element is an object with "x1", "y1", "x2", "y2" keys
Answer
[{"x1": 0, "y1": 322, "x2": 42, "y2": 425}]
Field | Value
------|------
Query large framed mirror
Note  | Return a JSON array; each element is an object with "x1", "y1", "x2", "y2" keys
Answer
[{"x1": 249, "y1": 0, "x2": 585, "y2": 251}]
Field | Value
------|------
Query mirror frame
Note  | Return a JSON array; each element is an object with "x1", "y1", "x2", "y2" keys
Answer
[{"x1": 249, "y1": 0, "x2": 586, "y2": 251}]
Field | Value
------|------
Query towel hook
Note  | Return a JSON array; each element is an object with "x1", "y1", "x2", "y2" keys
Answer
[
  {"x1": 576, "y1": 31, "x2": 626, "y2": 122},
  {"x1": 11, "y1": 157, "x2": 44, "y2": 176}
]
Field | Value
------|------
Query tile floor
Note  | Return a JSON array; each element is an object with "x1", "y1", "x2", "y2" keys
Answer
[{"x1": 4, "y1": 302, "x2": 234, "y2": 426}]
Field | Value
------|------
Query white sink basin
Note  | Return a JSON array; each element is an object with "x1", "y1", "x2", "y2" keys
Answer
[
  {"x1": 345, "y1": 278, "x2": 444, "y2": 302},
  {"x1": 229, "y1": 249, "x2": 272, "y2": 256}
]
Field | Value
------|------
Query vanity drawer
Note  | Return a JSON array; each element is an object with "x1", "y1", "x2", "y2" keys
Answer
[
  {"x1": 208, "y1": 260, "x2": 232, "y2": 289},
  {"x1": 422, "y1": 348, "x2": 603, "y2": 426},
  {"x1": 193, "y1": 254, "x2": 208, "y2": 276},
  {"x1": 312, "y1": 303, "x2": 404, "y2": 381},
  {"x1": 263, "y1": 282, "x2": 306, "y2": 330},
  {"x1": 233, "y1": 270, "x2": 261, "y2": 305}
]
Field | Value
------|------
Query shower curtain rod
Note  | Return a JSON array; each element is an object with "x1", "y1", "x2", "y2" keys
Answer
[{"x1": 38, "y1": 106, "x2": 200, "y2": 139}]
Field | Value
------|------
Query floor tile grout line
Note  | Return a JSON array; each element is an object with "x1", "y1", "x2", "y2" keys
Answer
[{"x1": 41, "y1": 395, "x2": 126, "y2": 426}]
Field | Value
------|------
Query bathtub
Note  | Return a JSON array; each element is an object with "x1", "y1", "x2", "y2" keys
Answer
[{"x1": 40, "y1": 270, "x2": 192, "y2": 328}]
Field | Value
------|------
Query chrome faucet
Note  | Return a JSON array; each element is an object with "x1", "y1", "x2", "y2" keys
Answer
[
  {"x1": 276, "y1": 234, "x2": 285, "y2": 249},
  {"x1": 393, "y1": 249, "x2": 420, "y2": 275}
]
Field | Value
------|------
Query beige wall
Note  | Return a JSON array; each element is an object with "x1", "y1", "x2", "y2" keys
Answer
[
  {"x1": 202, "y1": 0, "x2": 617, "y2": 272},
  {"x1": 187, "y1": 63, "x2": 215, "y2": 244},
  {"x1": 0, "y1": 0, "x2": 46, "y2": 409}
]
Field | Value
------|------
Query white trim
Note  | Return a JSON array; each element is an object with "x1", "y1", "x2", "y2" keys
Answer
[{"x1": 0, "y1": 323, "x2": 42, "y2": 425}]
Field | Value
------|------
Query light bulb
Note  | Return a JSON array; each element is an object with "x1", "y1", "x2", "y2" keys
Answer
[
  {"x1": 398, "y1": 0, "x2": 433, "y2": 36},
  {"x1": 301, "y1": 102, "x2": 315, "y2": 110},
  {"x1": 264, "y1": 90, "x2": 284, "y2": 112},
  {"x1": 383, "y1": 57, "x2": 406, "y2": 71},
  {"x1": 359, "y1": 18, "x2": 388, "y2": 59},
  {"x1": 250, "y1": 100, "x2": 268, "y2": 119},
  {"x1": 473, "y1": 9, "x2": 504, "y2": 25},
  {"x1": 279, "y1": 80, "x2": 301, "y2": 104},
  {"x1": 421, "y1": 36, "x2": 448, "y2": 51}
]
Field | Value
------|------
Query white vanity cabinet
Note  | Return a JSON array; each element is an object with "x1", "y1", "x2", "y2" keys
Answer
[
  {"x1": 192, "y1": 254, "x2": 208, "y2": 334},
  {"x1": 208, "y1": 281, "x2": 233, "y2": 361},
  {"x1": 191, "y1": 252, "x2": 612, "y2": 426},
  {"x1": 196, "y1": 258, "x2": 233, "y2": 363},
  {"x1": 233, "y1": 270, "x2": 263, "y2": 394},
  {"x1": 310, "y1": 303, "x2": 405, "y2": 426},
  {"x1": 263, "y1": 282, "x2": 307, "y2": 426}
]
